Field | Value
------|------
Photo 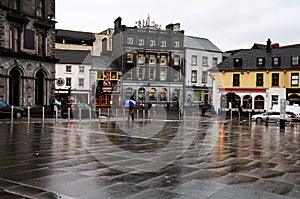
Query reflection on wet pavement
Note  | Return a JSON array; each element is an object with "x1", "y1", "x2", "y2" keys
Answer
[{"x1": 0, "y1": 118, "x2": 299, "y2": 198}]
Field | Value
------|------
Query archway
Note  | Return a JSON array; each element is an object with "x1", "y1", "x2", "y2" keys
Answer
[
  {"x1": 288, "y1": 94, "x2": 300, "y2": 105},
  {"x1": 35, "y1": 70, "x2": 46, "y2": 106},
  {"x1": 9, "y1": 68, "x2": 22, "y2": 105},
  {"x1": 254, "y1": 95, "x2": 264, "y2": 109}
]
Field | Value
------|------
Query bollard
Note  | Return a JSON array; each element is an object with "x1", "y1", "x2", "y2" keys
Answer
[
  {"x1": 55, "y1": 105, "x2": 58, "y2": 123},
  {"x1": 79, "y1": 108, "x2": 82, "y2": 122},
  {"x1": 68, "y1": 107, "x2": 70, "y2": 123},
  {"x1": 108, "y1": 108, "x2": 110, "y2": 121},
  {"x1": 137, "y1": 109, "x2": 139, "y2": 122},
  {"x1": 143, "y1": 109, "x2": 145, "y2": 123},
  {"x1": 123, "y1": 108, "x2": 125, "y2": 121},
  {"x1": 11, "y1": 105, "x2": 14, "y2": 123},
  {"x1": 89, "y1": 108, "x2": 91, "y2": 121},
  {"x1": 280, "y1": 119, "x2": 285, "y2": 130},
  {"x1": 98, "y1": 108, "x2": 101, "y2": 122},
  {"x1": 116, "y1": 109, "x2": 118, "y2": 122},
  {"x1": 28, "y1": 106, "x2": 30, "y2": 124},
  {"x1": 42, "y1": 106, "x2": 45, "y2": 123}
]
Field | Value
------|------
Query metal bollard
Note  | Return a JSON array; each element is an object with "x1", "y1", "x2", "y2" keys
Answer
[
  {"x1": 68, "y1": 107, "x2": 70, "y2": 123},
  {"x1": 55, "y1": 105, "x2": 58, "y2": 123},
  {"x1": 89, "y1": 108, "x2": 91, "y2": 121},
  {"x1": 79, "y1": 108, "x2": 82, "y2": 122},
  {"x1": 98, "y1": 108, "x2": 101, "y2": 122},
  {"x1": 28, "y1": 106, "x2": 30, "y2": 124},
  {"x1": 11, "y1": 105, "x2": 14, "y2": 123},
  {"x1": 42, "y1": 106, "x2": 45, "y2": 123}
]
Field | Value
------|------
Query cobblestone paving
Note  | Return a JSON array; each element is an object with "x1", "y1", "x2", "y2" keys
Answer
[{"x1": 0, "y1": 115, "x2": 299, "y2": 198}]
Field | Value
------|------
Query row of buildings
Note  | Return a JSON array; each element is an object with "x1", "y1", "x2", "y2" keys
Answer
[{"x1": 1, "y1": 0, "x2": 299, "y2": 114}]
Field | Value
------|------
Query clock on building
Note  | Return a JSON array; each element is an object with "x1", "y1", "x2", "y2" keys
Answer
[{"x1": 56, "y1": 78, "x2": 65, "y2": 86}]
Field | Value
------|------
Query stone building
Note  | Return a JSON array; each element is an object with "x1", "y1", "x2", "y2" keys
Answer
[
  {"x1": 0, "y1": 0, "x2": 56, "y2": 107},
  {"x1": 111, "y1": 16, "x2": 185, "y2": 108}
]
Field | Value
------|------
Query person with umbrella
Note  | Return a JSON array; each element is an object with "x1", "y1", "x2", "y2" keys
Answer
[{"x1": 124, "y1": 96, "x2": 136, "y2": 121}]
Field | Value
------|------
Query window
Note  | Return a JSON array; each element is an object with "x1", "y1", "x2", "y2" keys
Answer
[
  {"x1": 127, "y1": 53, "x2": 133, "y2": 63},
  {"x1": 36, "y1": 0, "x2": 45, "y2": 17},
  {"x1": 272, "y1": 57, "x2": 281, "y2": 66},
  {"x1": 160, "y1": 55, "x2": 167, "y2": 65},
  {"x1": 125, "y1": 69, "x2": 132, "y2": 80},
  {"x1": 79, "y1": 66, "x2": 84, "y2": 72},
  {"x1": 37, "y1": 32, "x2": 46, "y2": 56},
  {"x1": 10, "y1": 27, "x2": 20, "y2": 53},
  {"x1": 66, "y1": 78, "x2": 71, "y2": 87},
  {"x1": 138, "y1": 39, "x2": 144, "y2": 46},
  {"x1": 191, "y1": 55, "x2": 197, "y2": 65},
  {"x1": 191, "y1": 70, "x2": 197, "y2": 83},
  {"x1": 291, "y1": 56, "x2": 300, "y2": 66},
  {"x1": 272, "y1": 95, "x2": 279, "y2": 106},
  {"x1": 79, "y1": 78, "x2": 84, "y2": 87},
  {"x1": 150, "y1": 40, "x2": 156, "y2": 46},
  {"x1": 127, "y1": 38, "x2": 133, "y2": 45},
  {"x1": 256, "y1": 73, "x2": 264, "y2": 86},
  {"x1": 161, "y1": 41, "x2": 166, "y2": 47},
  {"x1": 254, "y1": 95, "x2": 264, "y2": 109},
  {"x1": 272, "y1": 73, "x2": 279, "y2": 86},
  {"x1": 233, "y1": 58, "x2": 243, "y2": 67},
  {"x1": 212, "y1": 57, "x2": 218, "y2": 66},
  {"x1": 173, "y1": 70, "x2": 180, "y2": 81},
  {"x1": 291, "y1": 73, "x2": 299, "y2": 86},
  {"x1": 174, "y1": 55, "x2": 180, "y2": 66},
  {"x1": 10, "y1": 0, "x2": 20, "y2": 10},
  {"x1": 149, "y1": 68, "x2": 156, "y2": 80},
  {"x1": 257, "y1": 57, "x2": 265, "y2": 66},
  {"x1": 138, "y1": 54, "x2": 145, "y2": 64},
  {"x1": 202, "y1": 56, "x2": 208, "y2": 66},
  {"x1": 66, "y1": 65, "x2": 72, "y2": 72},
  {"x1": 233, "y1": 74, "x2": 240, "y2": 86},
  {"x1": 149, "y1": 54, "x2": 156, "y2": 64},
  {"x1": 202, "y1": 71, "x2": 207, "y2": 83},
  {"x1": 160, "y1": 68, "x2": 167, "y2": 81},
  {"x1": 174, "y1": 41, "x2": 180, "y2": 48},
  {"x1": 137, "y1": 67, "x2": 145, "y2": 80},
  {"x1": 24, "y1": 29, "x2": 35, "y2": 50}
]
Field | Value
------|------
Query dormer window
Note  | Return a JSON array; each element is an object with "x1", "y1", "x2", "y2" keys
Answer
[
  {"x1": 257, "y1": 57, "x2": 265, "y2": 66},
  {"x1": 233, "y1": 58, "x2": 242, "y2": 67},
  {"x1": 291, "y1": 56, "x2": 300, "y2": 66},
  {"x1": 272, "y1": 57, "x2": 281, "y2": 66}
]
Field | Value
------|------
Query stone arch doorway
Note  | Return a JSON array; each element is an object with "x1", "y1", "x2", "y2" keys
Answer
[
  {"x1": 35, "y1": 70, "x2": 46, "y2": 106},
  {"x1": 9, "y1": 68, "x2": 22, "y2": 106}
]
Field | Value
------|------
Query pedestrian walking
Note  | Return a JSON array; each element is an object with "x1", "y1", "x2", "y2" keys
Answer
[{"x1": 128, "y1": 96, "x2": 136, "y2": 121}]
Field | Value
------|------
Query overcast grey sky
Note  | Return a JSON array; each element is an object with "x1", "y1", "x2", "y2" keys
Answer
[{"x1": 56, "y1": 0, "x2": 300, "y2": 51}]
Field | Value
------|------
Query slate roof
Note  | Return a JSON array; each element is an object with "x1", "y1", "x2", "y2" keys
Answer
[
  {"x1": 56, "y1": 29, "x2": 95, "y2": 42},
  {"x1": 210, "y1": 45, "x2": 300, "y2": 72},
  {"x1": 55, "y1": 49, "x2": 92, "y2": 64},
  {"x1": 184, "y1": 36, "x2": 222, "y2": 52}
]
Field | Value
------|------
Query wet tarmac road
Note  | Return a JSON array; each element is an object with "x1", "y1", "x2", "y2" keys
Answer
[{"x1": 0, "y1": 114, "x2": 299, "y2": 199}]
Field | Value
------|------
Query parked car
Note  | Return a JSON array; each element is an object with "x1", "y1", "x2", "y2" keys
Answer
[
  {"x1": 0, "y1": 100, "x2": 26, "y2": 119},
  {"x1": 251, "y1": 111, "x2": 297, "y2": 123},
  {"x1": 61, "y1": 103, "x2": 99, "y2": 119}
]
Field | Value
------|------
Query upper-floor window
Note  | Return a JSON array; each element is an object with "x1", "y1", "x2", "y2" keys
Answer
[
  {"x1": 137, "y1": 67, "x2": 145, "y2": 80},
  {"x1": 138, "y1": 54, "x2": 145, "y2": 64},
  {"x1": 272, "y1": 57, "x2": 281, "y2": 66},
  {"x1": 161, "y1": 41, "x2": 167, "y2": 47},
  {"x1": 149, "y1": 68, "x2": 156, "y2": 80},
  {"x1": 66, "y1": 65, "x2": 72, "y2": 72},
  {"x1": 191, "y1": 55, "x2": 197, "y2": 65},
  {"x1": 291, "y1": 73, "x2": 299, "y2": 86},
  {"x1": 127, "y1": 38, "x2": 133, "y2": 45},
  {"x1": 291, "y1": 56, "x2": 300, "y2": 66},
  {"x1": 160, "y1": 55, "x2": 167, "y2": 65},
  {"x1": 233, "y1": 74, "x2": 240, "y2": 86},
  {"x1": 78, "y1": 78, "x2": 84, "y2": 87},
  {"x1": 212, "y1": 57, "x2": 218, "y2": 66},
  {"x1": 10, "y1": 0, "x2": 20, "y2": 10},
  {"x1": 202, "y1": 56, "x2": 208, "y2": 66},
  {"x1": 138, "y1": 39, "x2": 144, "y2": 46},
  {"x1": 24, "y1": 29, "x2": 35, "y2": 50},
  {"x1": 9, "y1": 27, "x2": 21, "y2": 53},
  {"x1": 202, "y1": 71, "x2": 208, "y2": 83},
  {"x1": 191, "y1": 70, "x2": 197, "y2": 83},
  {"x1": 174, "y1": 41, "x2": 180, "y2": 48},
  {"x1": 126, "y1": 53, "x2": 133, "y2": 63},
  {"x1": 257, "y1": 57, "x2": 265, "y2": 66},
  {"x1": 233, "y1": 58, "x2": 243, "y2": 67},
  {"x1": 272, "y1": 73, "x2": 279, "y2": 86},
  {"x1": 149, "y1": 54, "x2": 156, "y2": 64},
  {"x1": 36, "y1": 0, "x2": 45, "y2": 17},
  {"x1": 160, "y1": 68, "x2": 167, "y2": 81},
  {"x1": 256, "y1": 73, "x2": 264, "y2": 86},
  {"x1": 66, "y1": 78, "x2": 72, "y2": 87},
  {"x1": 174, "y1": 55, "x2": 180, "y2": 66},
  {"x1": 79, "y1": 66, "x2": 84, "y2": 72}
]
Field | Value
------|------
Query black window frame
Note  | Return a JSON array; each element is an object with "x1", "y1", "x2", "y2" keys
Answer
[
  {"x1": 272, "y1": 57, "x2": 281, "y2": 66},
  {"x1": 257, "y1": 57, "x2": 265, "y2": 66},
  {"x1": 291, "y1": 73, "x2": 299, "y2": 86},
  {"x1": 272, "y1": 73, "x2": 279, "y2": 86},
  {"x1": 233, "y1": 74, "x2": 240, "y2": 86},
  {"x1": 256, "y1": 73, "x2": 264, "y2": 86}
]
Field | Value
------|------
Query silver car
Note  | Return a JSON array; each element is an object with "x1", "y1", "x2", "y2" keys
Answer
[{"x1": 252, "y1": 111, "x2": 297, "y2": 123}]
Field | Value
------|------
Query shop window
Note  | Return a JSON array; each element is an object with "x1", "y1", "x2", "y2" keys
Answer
[
  {"x1": 242, "y1": 95, "x2": 252, "y2": 109},
  {"x1": 160, "y1": 88, "x2": 167, "y2": 102},
  {"x1": 254, "y1": 95, "x2": 264, "y2": 109},
  {"x1": 138, "y1": 88, "x2": 145, "y2": 102},
  {"x1": 149, "y1": 88, "x2": 157, "y2": 101}
]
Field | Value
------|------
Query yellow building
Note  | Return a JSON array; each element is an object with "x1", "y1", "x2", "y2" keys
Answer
[{"x1": 209, "y1": 39, "x2": 300, "y2": 113}]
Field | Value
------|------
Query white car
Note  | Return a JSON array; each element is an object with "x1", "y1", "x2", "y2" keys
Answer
[{"x1": 251, "y1": 111, "x2": 297, "y2": 123}]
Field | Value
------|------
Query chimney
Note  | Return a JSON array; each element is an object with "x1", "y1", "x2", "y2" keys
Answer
[
  {"x1": 166, "y1": 23, "x2": 174, "y2": 30},
  {"x1": 114, "y1": 17, "x2": 122, "y2": 33},
  {"x1": 266, "y1": 38, "x2": 272, "y2": 53},
  {"x1": 272, "y1": 43, "x2": 280, "y2": 48}
]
